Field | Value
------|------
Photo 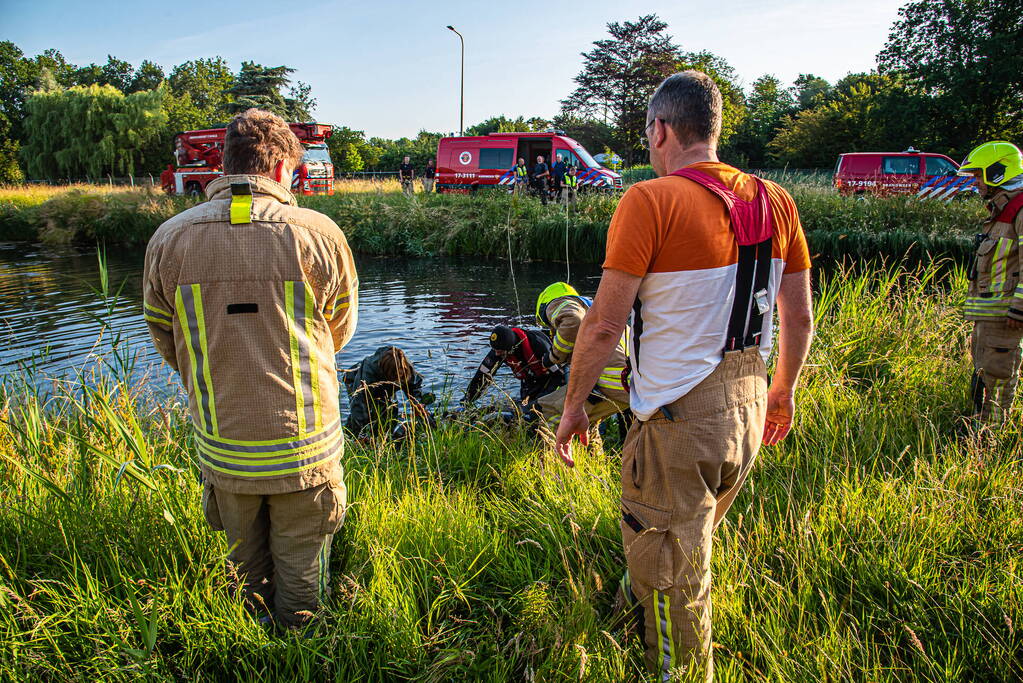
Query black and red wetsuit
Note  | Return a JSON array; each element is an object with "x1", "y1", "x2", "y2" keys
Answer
[{"x1": 462, "y1": 327, "x2": 565, "y2": 406}]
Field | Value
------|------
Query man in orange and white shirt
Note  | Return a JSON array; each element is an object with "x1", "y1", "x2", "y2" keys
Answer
[{"x1": 555, "y1": 71, "x2": 814, "y2": 681}]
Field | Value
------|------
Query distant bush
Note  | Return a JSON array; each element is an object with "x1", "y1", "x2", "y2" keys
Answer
[{"x1": 0, "y1": 181, "x2": 988, "y2": 265}]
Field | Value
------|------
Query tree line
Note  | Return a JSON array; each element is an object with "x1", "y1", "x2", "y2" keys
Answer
[{"x1": 1, "y1": 0, "x2": 1019, "y2": 183}]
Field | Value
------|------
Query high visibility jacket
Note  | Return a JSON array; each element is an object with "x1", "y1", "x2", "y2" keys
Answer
[
  {"x1": 565, "y1": 174, "x2": 578, "y2": 188},
  {"x1": 966, "y1": 185, "x2": 1023, "y2": 323},
  {"x1": 545, "y1": 295, "x2": 630, "y2": 393},
  {"x1": 515, "y1": 165, "x2": 529, "y2": 179},
  {"x1": 143, "y1": 174, "x2": 359, "y2": 495}
]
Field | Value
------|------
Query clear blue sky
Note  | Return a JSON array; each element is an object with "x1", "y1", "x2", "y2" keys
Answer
[{"x1": 2, "y1": 0, "x2": 907, "y2": 139}]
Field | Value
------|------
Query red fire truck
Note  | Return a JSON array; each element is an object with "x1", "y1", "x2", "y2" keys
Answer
[
  {"x1": 160, "y1": 122, "x2": 335, "y2": 196},
  {"x1": 833, "y1": 148, "x2": 976, "y2": 199},
  {"x1": 435, "y1": 131, "x2": 622, "y2": 193}
]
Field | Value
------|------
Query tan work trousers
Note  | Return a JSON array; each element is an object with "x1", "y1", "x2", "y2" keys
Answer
[
  {"x1": 202, "y1": 477, "x2": 347, "y2": 628},
  {"x1": 618, "y1": 348, "x2": 767, "y2": 682},
  {"x1": 537, "y1": 383, "x2": 630, "y2": 424},
  {"x1": 971, "y1": 320, "x2": 1023, "y2": 424},
  {"x1": 422, "y1": 178, "x2": 434, "y2": 194}
]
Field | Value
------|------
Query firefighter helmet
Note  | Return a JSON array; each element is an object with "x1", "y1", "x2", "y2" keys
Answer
[
  {"x1": 535, "y1": 282, "x2": 578, "y2": 327},
  {"x1": 958, "y1": 141, "x2": 1023, "y2": 187}
]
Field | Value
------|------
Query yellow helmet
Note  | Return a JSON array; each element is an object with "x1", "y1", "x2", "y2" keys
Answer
[
  {"x1": 958, "y1": 141, "x2": 1023, "y2": 187},
  {"x1": 535, "y1": 282, "x2": 578, "y2": 326}
]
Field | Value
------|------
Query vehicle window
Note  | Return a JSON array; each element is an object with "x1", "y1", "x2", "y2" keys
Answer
[
  {"x1": 480, "y1": 148, "x2": 514, "y2": 169},
  {"x1": 925, "y1": 156, "x2": 957, "y2": 176},
  {"x1": 571, "y1": 145, "x2": 600, "y2": 168},
  {"x1": 302, "y1": 145, "x2": 331, "y2": 163},
  {"x1": 554, "y1": 150, "x2": 581, "y2": 168},
  {"x1": 882, "y1": 156, "x2": 920, "y2": 175}
]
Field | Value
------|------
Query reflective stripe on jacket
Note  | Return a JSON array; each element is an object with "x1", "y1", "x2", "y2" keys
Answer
[
  {"x1": 143, "y1": 174, "x2": 359, "y2": 495},
  {"x1": 965, "y1": 187, "x2": 1023, "y2": 323},
  {"x1": 546, "y1": 295, "x2": 630, "y2": 392}
]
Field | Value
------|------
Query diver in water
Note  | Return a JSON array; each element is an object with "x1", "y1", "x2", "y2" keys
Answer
[
  {"x1": 343, "y1": 346, "x2": 434, "y2": 438},
  {"x1": 462, "y1": 324, "x2": 566, "y2": 416}
]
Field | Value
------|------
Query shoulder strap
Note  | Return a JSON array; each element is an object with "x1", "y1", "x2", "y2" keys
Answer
[
  {"x1": 670, "y1": 167, "x2": 775, "y2": 351},
  {"x1": 996, "y1": 192, "x2": 1023, "y2": 223}
]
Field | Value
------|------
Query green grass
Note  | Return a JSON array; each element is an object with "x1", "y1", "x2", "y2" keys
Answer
[
  {"x1": 1, "y1": 263, "x2": 1020, "y2": 681},
  {"x1": 0, "y1": 180, "x2": 987, "y2": 266}
]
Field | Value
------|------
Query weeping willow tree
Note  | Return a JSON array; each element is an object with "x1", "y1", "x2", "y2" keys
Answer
[{"x1": 21, "y1": 84, "x2": 167, "y2": 180}]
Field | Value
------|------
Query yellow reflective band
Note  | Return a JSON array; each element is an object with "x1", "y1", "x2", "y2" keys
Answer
[
  {"x1": 144, "y1": 302, "x2": 173, "y2": 319},
  {"x1": 198, "y1": 450, "x2": 338, "y2": 478},
  {"x1": 192, "y1": 418, "x2": 338, "y2": 446},
  {"x1": 192, "y1": 285, "x2": 219, "y2": 435},
  {"x1": 175, "y1": 288, "x2": 205, "y2": 432},
  {"x1": 991, "y1": 238, "x2": 1011, "y2": 290},
  {"x1": 230, "y1": 193, "x2": 253, "y2": 224},
  {"x1": 196, "y1": 428, "x2": 341, "y2": 463},
  {"x1": 553, "y1": 334, "x2": 575, "y2": 354},
  {"x1": 304, "y1": 282, "x2": 322, "y2": 431},
  {"x1": 144, "y1": 315, "x2": 172, "y2": 328},
  {"x1": 285, "y1": 281, "x2": 307, "y2": 435}
]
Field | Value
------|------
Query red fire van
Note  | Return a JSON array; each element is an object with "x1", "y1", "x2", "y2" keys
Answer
[
  {"x1": 833, "y1": 148, "x2": 975, "y2": 199},
  {"x1": 435, "y1": 132, "x2": 622, "y2": 193}
]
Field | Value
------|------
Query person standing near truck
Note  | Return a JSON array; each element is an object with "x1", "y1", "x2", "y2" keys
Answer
[
  {"x1": 532, "y1": 155, "x2": 550, "y2": 205},
  {"x1": 399, "y1": 155, "x2": 415, "y2": 197},
  {"x1": 958, "y1": 140, "x2": 1023, "y2": 427},
  {"x1": 554, "y1": 71, "x2": 814, "y2": 681},
  {"x1": 513, "y1": 157, "x2": 530, "y2": 196},
  {"x1": 142, "y1": 108, "x2": 358, "y2": 629},
  {"x1": 562, "y1": 166, "x2": 579, "y2": 206},
  {"x1": 423, "y1": 159, "x2": 436, "y2": 194},
  {"x1": 551, "y1": 154, "x2": 567, "y2": 200}
]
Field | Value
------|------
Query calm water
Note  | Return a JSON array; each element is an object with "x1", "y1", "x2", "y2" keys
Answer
[{"x1": 0, "y1": 242, "x2": 601, "y2": 402}]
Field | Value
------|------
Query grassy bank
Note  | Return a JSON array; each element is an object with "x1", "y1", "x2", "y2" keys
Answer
[
  {"x1": 1, "y1": 265, "x2": 1020, "y2": 681},
  {"x1": 0, "y1": 180, "x2": 989, "y2": 264}
]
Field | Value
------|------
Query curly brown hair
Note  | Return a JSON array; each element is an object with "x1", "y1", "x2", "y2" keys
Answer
[{"x1": 222, "y1": 108, "x2": 304, "y2": 176}]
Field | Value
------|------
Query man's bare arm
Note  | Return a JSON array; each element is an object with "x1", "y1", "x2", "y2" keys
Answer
[
  {"x1": 555, "y1": 268, "x2": 642, "y2": 463},
  {"x1": 764, "y1": 268, "x2": 814, "y2": 445}
]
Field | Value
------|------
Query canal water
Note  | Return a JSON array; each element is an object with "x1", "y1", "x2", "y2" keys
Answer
[{"x1": 0, "y1": 242, "x2": 601, "y2": 403}]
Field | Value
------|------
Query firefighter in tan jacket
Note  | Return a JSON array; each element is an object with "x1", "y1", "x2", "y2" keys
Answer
[
  {"x1": 534, "y1": 282, "x2": 631, "y2": 422},
  {"x1": 143, "y1": 109, "x2": 358, "y2": 628},
  {"x1": 959, "y1": 141, "x2": 1023, "y2": 426}
]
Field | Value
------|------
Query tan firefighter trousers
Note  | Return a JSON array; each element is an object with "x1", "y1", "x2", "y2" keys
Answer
[
  {"x1": 202, "y1": 477, "x2": 347, "y2": 628},
  {"x1": 618, "y1": 348, "x2": 767, "y2": 682},
  {"x1": 971, "y1": 321, "x2": 1023, "y2": 425},
  {"x1": 538, "y1": 384, "x2": 630, "y2": 424}
]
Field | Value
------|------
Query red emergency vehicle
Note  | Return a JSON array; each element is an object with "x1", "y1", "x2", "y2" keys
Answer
[
  {"x1": 435, "y1": 132, "x2": 622, "y2": 193},
  {"x1": 833, "y1": 148, "x2": 975, "y2": 199},
  {"x1": 160, "y1": 122, "x2": 335, "y2": 196}
]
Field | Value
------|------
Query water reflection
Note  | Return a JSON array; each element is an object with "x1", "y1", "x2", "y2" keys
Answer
[{"x1": 0, "y1": 243, "x2": 601, "y2": 403}]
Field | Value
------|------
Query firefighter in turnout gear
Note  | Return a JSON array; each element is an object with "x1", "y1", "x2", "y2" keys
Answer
[
  {"x1": 534, "y1": 282, "x2": 631, "y2": 423},
  {"x1": 342, "y1": 346, "x2": 434, "y2": 437},
  {"x1": 462, "y1": 324, "x2": 566, "y2": 412},
  {"x1": 959, "y1": 140, "x2": 1023, "y2": 426},
  {"x1": 142, "y1": 109, "x2": 357, "y2": 628}
]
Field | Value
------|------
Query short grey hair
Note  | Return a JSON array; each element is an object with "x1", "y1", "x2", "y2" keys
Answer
[{"x1": 648, "y1": 71, "x2": 722, "y2": 147}]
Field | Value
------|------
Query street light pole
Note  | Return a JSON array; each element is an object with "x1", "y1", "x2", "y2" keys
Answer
[{"x1": 446, "y1": 25, "x2": 464, "y2": 135}]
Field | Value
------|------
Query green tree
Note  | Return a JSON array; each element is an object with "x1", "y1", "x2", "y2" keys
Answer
[
  {"x1": 769, "y1": 73, "x2": 929, "y2": 167},
  {"x1": 73, "y1": 55, "x2": 135, "y2": 91},
  {"x1": 21, "y1": 84, "x2": 168, "y2": 179},
  {"x1": 223, "y1": 62, "x2": 314, "y2": 120},
  {"x1": 326, "y1": 126, "x2": 369, "y2": 173},
  {"x1": 465, "y1": 115, "x2": 549, "y2": 136},
  {"x1": 726, "y1": 74, "x2": 795, "y2": 167},
  {"x1": 550, "y1": 114, "x2": 618, "y2": 157},
  {"x1": 561, "y1": 15, "x2": 745, "y2": 163},
  {"x1": 792, "y1": 74, "x2": 832, "y2": 110},
  {"x1": 129, "y1": 60, "x2": 165, "y2": 93},
  {"x1": 878, "y1": 0, "x2": 1023, "y2": 155},
  {"x1": 168, "y1": 58, "x2": 233, "y2": 118}
]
